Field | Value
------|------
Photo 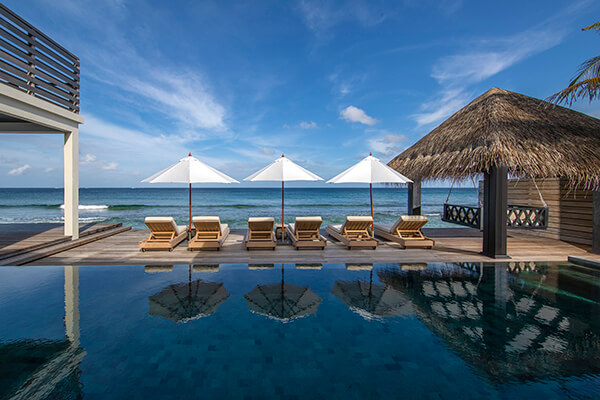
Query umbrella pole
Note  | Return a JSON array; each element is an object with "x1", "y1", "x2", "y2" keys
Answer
[
  {"x1": 281, "y1": 181, "x2": 285, "y2": 241},
  {"x1": 370, "y1": 182, "x2": 374, "y2": 236},
  {"x1": 189, "y1": 182, "x2": 193, "y2": 239}
]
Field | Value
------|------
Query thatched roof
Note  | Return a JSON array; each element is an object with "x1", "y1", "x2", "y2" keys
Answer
[{"x1": 388, "y1": 87, "x2": 600, "y2": 189}]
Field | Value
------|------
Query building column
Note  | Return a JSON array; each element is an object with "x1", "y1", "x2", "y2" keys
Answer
[
  {"x1": 64, "y1": 265, "x2": 80, "y2": 346},
  {"x1": 407, "y1": 181, "x2": 421, "y2": 215},
  {"x1": 482, "y1": 165, "x2": 509, "y2": 258},
  {"x1": 64, "y1": 129, "x2": 78, "y2": 239},
  {"x1": 593, "y1": 191, "x2": 600, "y2": 254}
]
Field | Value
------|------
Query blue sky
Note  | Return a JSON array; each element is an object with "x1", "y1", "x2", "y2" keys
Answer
[{"x1": 1, "y1": 0, "x2": 599, "y2": 187}]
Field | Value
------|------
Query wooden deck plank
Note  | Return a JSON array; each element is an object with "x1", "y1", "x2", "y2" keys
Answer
[
  {"x1": 19, "y1": 227, "x2": 595, "y2": 266},
  {"x1": 0, "y1": 223, "x2": 124, "y2": 259}
]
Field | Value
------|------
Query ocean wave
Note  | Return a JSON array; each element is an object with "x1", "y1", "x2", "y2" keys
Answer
[{"x1": 59, "y1": 204, "x2": 109, "y2": 210}]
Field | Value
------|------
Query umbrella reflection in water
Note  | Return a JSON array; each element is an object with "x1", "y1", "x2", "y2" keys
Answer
[
  {"x1": 149, "y1": 265, "x2": 230, "y2": 323},
  {"x1": 244, "y1": 266, "x2": 322, "y2": 323},
  {"x1": 332, "y1": 265, "x2": 412, "y2": 321}
]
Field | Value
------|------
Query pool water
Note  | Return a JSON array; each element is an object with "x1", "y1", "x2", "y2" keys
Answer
[{"x1": 0, "y1": 262, "x2": 599, "y2": 399}]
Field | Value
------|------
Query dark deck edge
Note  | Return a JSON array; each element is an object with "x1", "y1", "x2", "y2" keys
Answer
[{"x1": 567, "y1": 256, "x2": 600, "y2": 269}]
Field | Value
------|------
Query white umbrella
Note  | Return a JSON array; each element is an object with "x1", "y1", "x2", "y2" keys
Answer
[
  {"x1": 142, "y1": 153, "x2": 239, "y2": 233},
  {"x1": 327, "y1": 153, "x2": 412, "y2": 232},
  {"x1": 244, "y1": 154, "x2": 323, "y2": 239}
]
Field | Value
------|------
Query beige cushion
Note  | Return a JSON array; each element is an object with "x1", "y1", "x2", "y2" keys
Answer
[
  {"x1": 193, "y1": 216, "x2": 221, "y2": 223},
  {"x1": 145, "y1": 216, "x2": 176, "y2": 224},
  {"x1": 377, "y1": 216, "x2": 429, "y2": 233},
  {"x1": 327, "y1": 223, "x2": 343, "y2": 233},
  {"x1": 374, "y1": 223, "x2": 393, "y2": 234},
  {"x1": 341, "y1": 216, "x2": 373, "y2": 231},
  {"x1": 296, "y1": 216, "x2": 322, "y2": 223},
  {"x1": 346, "y1": 216, "x2": 373, "y2": 222},
  {"x1": 193, "y1": 216, "x2": 227, "y2": 234},
  {"x1": 145, "y1": 216, "x2": 187, "y2": 234},
  {"x1": 248, "y1": 217, "x2": 274, "y2": 223}
]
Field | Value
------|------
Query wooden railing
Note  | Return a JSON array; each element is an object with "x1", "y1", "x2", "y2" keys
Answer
[
  {"x1": 507, "y1": 205, "x2": 548, "y2": 229},
  {"x1": 442, "y1": 203, "x2": 481, "y2": 229},
  {"x1": 0, "y1": 4, "x2": 79, "y2": 112}
]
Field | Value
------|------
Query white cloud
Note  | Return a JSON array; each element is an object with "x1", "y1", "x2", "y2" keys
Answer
[
  {"x1": 368, "y1": 133, "x2": 408, "y2": 158},
  {"x1": 412, "y1": 89, "x2": 472, "y2": 127},
  {"x1": 431, "y1": 30, "x2": 566, "y2": 87},
  {"x1": 299, "y1": 121, "x2": 318, "y2": 129},
  {"x1": 8, "y1": 164, "x2": 30, "y2": 176},
  {"x1": 259, "y1": 147, "x2": 275, "y2": 155},
  {"x1": 81, "y1": 153, "x2": 97, "y2": 165},
  {"x1": 102, "y1": 162, "x2": 119, "y2": 171},
  {"x1": 44, "y1": 167, "x2": 55, "y2": 173},
  {"x1": 297, "y1": 0, "x2": 387, "y2": 36},
  {"x1": 126, "y1": 72, "x2": 226, "y2": 131},
  {"x1": 413, "y1": 22, "x2": 569, "y2": 128},
  {"x1": 340, "y1": 106, "x2": 378, "y2": 126}
]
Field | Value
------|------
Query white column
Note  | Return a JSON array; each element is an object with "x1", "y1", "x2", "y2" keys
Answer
[
  {"x1": 64, "y1": 265, "x2": 80, "y2": 346},
  {"x1": 64, "y1": 129, "x2": 79, "y2": 239}
]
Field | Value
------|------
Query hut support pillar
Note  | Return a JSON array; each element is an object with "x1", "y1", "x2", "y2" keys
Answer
[
  {"x1": 407, "y1": 181, "x2": 421, "y2": 215},
  {"x1": 593, "y1": 191, "x2": 600, "y2": 254},
  {"x1": 482, "y1": 166, "x2": 509, "y2": 258}
]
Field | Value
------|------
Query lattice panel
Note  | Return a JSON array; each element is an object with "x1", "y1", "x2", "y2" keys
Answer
[
  {"x1": 507, "y1": 205, "x2": 548, "y2": 229},
  {"x1": 442, "y1": 204, "x2": 481, "y2": 229}
]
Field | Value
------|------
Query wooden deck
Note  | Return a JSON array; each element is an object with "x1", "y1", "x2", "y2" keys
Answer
[
  {"x1": 20, "y1": 227, "x2": 599, "y2": 266},
  {"x1": 0, "y1": 223, "x2": 124, "y2": 260}
]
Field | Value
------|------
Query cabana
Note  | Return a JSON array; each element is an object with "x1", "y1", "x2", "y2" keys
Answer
[{"x1": 389, "y1": 88, "x2": 600, "y2": 257}]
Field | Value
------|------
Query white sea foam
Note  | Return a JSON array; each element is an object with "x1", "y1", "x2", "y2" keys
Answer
[{"x1": 59, "y1": 204, "x2": 109, "y2": 210}]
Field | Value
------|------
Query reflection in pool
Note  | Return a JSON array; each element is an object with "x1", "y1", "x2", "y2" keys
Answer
[{"x1": 0, "y1": 262, "x2": 599, "y2": 399}]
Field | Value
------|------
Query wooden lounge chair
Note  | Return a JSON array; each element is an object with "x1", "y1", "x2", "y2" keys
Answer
[
  {"x1": 139, "y1": 217, "x2": 187, "y2": 252},
  {"x1": 325, "y1": 216, "x2": 378, "y2": 250},
  {"x1": 285, "y1": 216, "x2": 327, "y2": 250},
  {"x1": 188, "y1": 216, "x2": 229, "y2": 251},
  {"x1": 374, "y1": 215, "x2": 435, "y2": 249},
  {"x1": 245, "y1": 217, "x2": 276, "y2": 250}
]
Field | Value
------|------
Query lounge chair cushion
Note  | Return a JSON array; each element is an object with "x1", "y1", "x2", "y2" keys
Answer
[
  {"x1": 376, "y1": 215, "x2": 429, "y2": 234},
  {"x1": 145, "y1": 217, "x2": 187, "y2": 235},
  {"x1": 327, "y1": 224, "x2": 343, "y2": 234},
  {"x1": 192, "y1": 216, "x2": 228, "y2": 234},
  {"x1": 249, "y1": 217, "x2": 274, "y2": 223},
  {"x1": 290, "y1": 216, "x2": 322, "y2": 234}
]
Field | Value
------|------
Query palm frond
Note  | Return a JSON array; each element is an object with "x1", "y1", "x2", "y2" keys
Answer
[
  {"x1": 549, "y1": 77, "x2": 600, "y2": 105},
  {"x1": 582, "y1": 21, "x2": 600, "y2": 31}
]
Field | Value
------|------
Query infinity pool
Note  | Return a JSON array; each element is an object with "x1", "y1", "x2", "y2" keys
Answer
[{"x1": 1, "y1": 262, "x2": 599, "y2": 399}]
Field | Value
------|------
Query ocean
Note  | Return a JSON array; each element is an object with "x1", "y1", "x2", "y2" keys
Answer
[{"x1": 0, "y1": 187, "x2": 479, "y2": 229}]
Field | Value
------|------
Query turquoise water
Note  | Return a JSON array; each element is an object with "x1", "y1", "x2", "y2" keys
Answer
[
  {"x1": 0, "y1": 262, "x2": 598, "y2": 399},
  {"x1": 0, "y1": 187, "x2": 478, "y2": 229}
]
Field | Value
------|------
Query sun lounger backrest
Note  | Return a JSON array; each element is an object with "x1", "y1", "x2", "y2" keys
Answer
[
  {"x1": 193, "y1": 216, "x2": 222, "y2": 238},
  {"x1": 145, "y1": 217, "x2": 178, "y2": 233},
  {"x1": 248, "y1": 217, "x2": 274, "y2": 240},
  {"x1": 294, "y1": 216, "x2": 322, "y2": 237},
  {"x1": 342, "y1": 216, "x2": 373, "y2": 238},
  {"x1": 395, "y1": 215, "x2": 428, "y2": 233}
]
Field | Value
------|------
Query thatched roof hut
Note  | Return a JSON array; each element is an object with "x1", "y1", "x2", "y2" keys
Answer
[{"x1": 388, "y1": 88, "x2": 600, "y2": 189}]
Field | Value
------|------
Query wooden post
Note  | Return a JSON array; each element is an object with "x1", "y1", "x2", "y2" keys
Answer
[
  {"x1": 407, "y1": 181, "x2": 421, "y2": 215},
  {"x1": 482, "y1": 165, "x2": 508, "y2": 258},
  {"x1": 63, "y1": 129, "x2": 79, "y2": 240},
  {"x1": 593, "y1": 191, "x2": 600, "y2": 254}
]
